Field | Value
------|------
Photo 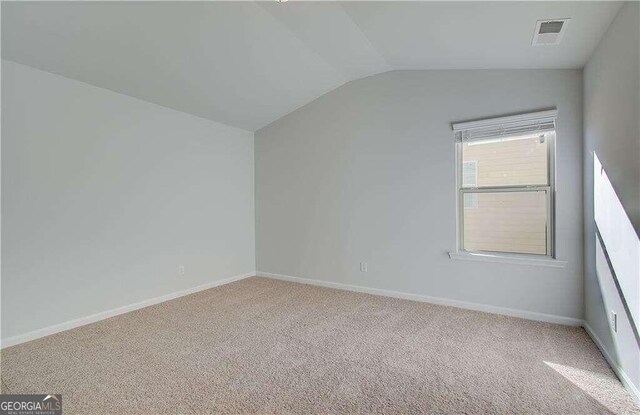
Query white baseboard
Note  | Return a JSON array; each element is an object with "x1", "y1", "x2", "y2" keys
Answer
[
  {"x1": 0, "y1": 272, "x2": 255, "y2": 349},
  {"x1": 256, "y1": 271, "x2": 583, "y2": 326},
  {"x1": 583, "y1": 323, "x2": 640, "y2": 405}
]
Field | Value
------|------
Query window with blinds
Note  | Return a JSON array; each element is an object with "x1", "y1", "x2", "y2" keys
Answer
[{"x1": 453, "y1": 110, "x2": 556, "y2": 257}]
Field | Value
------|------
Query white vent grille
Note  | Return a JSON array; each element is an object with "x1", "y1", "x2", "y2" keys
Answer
[{"x1": 532, "y1": 18, "x2": 570, "y2": 46}]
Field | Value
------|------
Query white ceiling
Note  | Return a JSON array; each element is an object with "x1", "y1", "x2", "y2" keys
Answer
[{"x1": 2, "y1": 1, "x2": 622, "y2": 131}]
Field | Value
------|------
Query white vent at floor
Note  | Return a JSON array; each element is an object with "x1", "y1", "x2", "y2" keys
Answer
[{"x1": 532, "y1": 19, "x2": 570, "y2": 46}]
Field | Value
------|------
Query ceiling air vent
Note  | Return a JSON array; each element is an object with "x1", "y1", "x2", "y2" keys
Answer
[{"x1": 532, "y1": 18, "x2": 570, "y2": 46}]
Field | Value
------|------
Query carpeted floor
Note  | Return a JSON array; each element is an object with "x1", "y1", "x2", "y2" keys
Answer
[{"x1": 1, "y1": 277, "x2": 638, "y2": 414}]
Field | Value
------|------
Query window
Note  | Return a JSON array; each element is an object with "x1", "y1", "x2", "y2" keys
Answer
[{"x1": 453, "y1": 110, "x2": 556, "y2": 257}]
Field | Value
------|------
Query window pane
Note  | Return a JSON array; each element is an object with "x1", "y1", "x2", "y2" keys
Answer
[
  {"x1": 463, "y1": 191, "x2": 547, "y2": 255},
  {"x1": 463, "y1": 193, "x2": 478, "y2": 209},
  {"x1": 462, "y1": 133, "x2": 550, "y2": 187},
  {"x1": 462, "y1": 161, "x2": 477, "y2": 187}
]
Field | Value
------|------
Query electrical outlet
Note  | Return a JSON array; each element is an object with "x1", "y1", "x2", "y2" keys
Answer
[
  {"x1": 360, "y1": 262, "x2": 368, "y2": 273},
  {"x1": 611, "y1": 311, "x2": 617, "y2": 333},
  {"x1": 178, "y1": 265, "x2": 185, "y2": 276}
]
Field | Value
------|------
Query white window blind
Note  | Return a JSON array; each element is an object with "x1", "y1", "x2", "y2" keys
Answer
[{"x1": 452, "y1": 109, "x2": 557, "y2": 143}]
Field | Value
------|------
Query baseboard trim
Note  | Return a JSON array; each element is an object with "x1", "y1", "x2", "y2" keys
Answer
[
  {"x1": 582, "y1": 323, "x2": 640, "y2": 405},
  {"x1": 0, "y1": 272, "x2": 255, "y2": 349},
  {"x1": 256, "y1": 271, "x2": 583, "y2": 326}
]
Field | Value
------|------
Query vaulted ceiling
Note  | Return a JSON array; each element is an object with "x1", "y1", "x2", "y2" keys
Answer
[{"x1": 2, "y1": 1, "x2": 622, "y2": 131}]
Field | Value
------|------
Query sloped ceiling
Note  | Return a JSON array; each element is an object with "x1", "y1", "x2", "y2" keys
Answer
[{"x1": 2, "y1": 1, "x2": 622, "y2": 131}]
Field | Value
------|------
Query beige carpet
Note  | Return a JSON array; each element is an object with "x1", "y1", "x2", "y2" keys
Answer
[{"x1": 1, "y1": 277, "x2": 638, "y2": 414}]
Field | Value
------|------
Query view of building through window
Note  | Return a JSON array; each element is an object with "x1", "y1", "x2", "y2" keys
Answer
[{"x1": 461, "y1": 133, "x2": 552, "y2": 255}]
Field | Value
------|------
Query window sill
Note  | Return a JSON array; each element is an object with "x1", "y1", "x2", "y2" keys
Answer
[{"x1": 448, "y1": 251, "x2": 567, "y2": 268}]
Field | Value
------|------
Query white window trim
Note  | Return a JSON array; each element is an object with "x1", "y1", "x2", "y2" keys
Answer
[
  {"x1": 449, "y1": 251, "x2": 567, "y2": 268},
  {"x1": 450, "y1": 110, "x2": 563, "y2": 267}
]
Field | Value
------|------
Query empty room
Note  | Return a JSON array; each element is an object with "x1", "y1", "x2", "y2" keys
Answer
[{"x1": 1, "y1": 1, "x2": 639, "y2": 414}]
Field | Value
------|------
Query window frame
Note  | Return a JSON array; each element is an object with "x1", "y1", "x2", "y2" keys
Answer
[{"x1": 455, "y1": 131, "x2": 556, "y2": 259}]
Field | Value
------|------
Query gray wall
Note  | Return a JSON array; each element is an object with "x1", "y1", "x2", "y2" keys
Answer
[
  {"x1": 1, "y1": 60, "x2": 256, "y2": 340},
  {"x1": 256, "y1": 69, "x2": 584, "y2": 320},
  {"x1": 583, "y1": 1, "x2": 640, "y2": 394}
]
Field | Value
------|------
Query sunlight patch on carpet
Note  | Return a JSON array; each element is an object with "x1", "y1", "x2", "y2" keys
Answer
[{"x1": 544, "y1": 361, "x2": 633, "y2": 414}]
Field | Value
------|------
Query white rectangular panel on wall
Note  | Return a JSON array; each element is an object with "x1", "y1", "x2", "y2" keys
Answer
[{"x1": 594, "y1": 153, "x2": 640, "y2": 334}]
